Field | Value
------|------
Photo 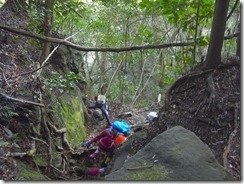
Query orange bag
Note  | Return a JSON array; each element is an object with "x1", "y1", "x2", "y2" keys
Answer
[{"x1": 114, "y1": 135, "x2": 127, "y2": 145}]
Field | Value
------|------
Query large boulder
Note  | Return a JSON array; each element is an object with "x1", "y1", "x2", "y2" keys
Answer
[{"x1": 105, "y1": 126, "x2": 234, "y2": 181}]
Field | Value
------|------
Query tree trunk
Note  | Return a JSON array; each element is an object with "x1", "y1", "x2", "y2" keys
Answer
[
  {"x1": 39, "y1": 0, "x2": 55, "y2": 62},
  {"x1": 203, "y1": 0, "x2": 230, "y2": 69}
]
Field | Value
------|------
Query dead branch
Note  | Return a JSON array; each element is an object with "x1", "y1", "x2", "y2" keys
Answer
[
  {"x1": 127, "y1": 164, "x2": 154, "y2": 170},
  {"x1": 2, "y1": 72, "x2": 10, "y2": 87},
  {"x1": 104, "y1": 60, "x2": 124, "y2": 96},
  {"x1": 5, "y1": 152, "x2": 27, "y2": 158},
  {"x1": 9, "y1": 63, "x2": 49, "y2": 80},
  {"x1": 6, "y1": 141, "x2": 36, "y2": 158},
  {"x1": 130, "y1": 49, "x2": 146, "y2": 106},
  {"x1": 0, "y1": 24, "x2": 193, "y2": 52},
  {"x1": 0, "y1": 92, "x2": 44, "y2": 107},
  {"x1": 131, "y1": 62, "x2": 157, "y2": 106}
]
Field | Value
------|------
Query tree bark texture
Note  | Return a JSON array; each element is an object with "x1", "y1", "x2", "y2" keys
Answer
[{"x1": 204, "y1": 0, "x2": 230, "y2": 69}]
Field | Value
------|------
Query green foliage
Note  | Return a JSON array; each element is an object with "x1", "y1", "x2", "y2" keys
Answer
[
  {"x1": 0, "y1": 0, "x2": 3, "y2": 7},
  {"x1": 46, "y1": 72, "x2": 81, "y2": 94},
  {"x1": 139, "y1": 0, "x2": 214, "y2": 29},
  {"x1": 197, "y1": 36, "x2": 209, "y2": 46},
  {"x1": 163, "y1": 74, "x2": 175, "y2": 86},
  {"x1": 19, "y1": 0, "x2": 235, "y2": 107}
]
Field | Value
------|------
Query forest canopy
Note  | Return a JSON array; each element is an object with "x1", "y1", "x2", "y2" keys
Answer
[{"x1": 0, "y1": 0, "x2": 240, "y2": 106}]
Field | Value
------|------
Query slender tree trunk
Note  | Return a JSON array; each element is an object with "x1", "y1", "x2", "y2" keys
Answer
[
  {"x1": 39, "y1": 0, "x2": 55, "y2": 62},
  {"x1": 203, "y1": 0, "x2": 230, "y2": 69},
  {"x1": 120, "y1": 16, "x2": 130, "y2": 103}
]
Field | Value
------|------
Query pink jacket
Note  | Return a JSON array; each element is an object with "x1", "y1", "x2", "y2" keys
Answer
[{"x1": 90, "y1": 128, "x2": 117, "y2": 144}]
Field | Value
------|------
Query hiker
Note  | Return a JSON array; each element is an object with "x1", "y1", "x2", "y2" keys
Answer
[
  {"x1": 85, "y1": 126, "x2": 120, "y2": 159},
  {"x1": 84, "y1": 121, "x2": 130, "y2": 176},
  {"x1": 85, "y1": 121, "x2": 130, "y2": 157},
  {"x1": 85, "y1": 136, "x2": 115, "y2": 176},
  {"x1": 87, "y1": 95, "x2": 112, "y2": 126}
]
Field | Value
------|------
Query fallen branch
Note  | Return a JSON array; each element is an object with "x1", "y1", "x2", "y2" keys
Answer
[
  {"x1": 6, "y1": 141, "x2": 36, "y2": 158},
  {"x1": 9, "y1": 62, "x2": 49, "y2": 80},
  {"x1": 0, "y1": 92, "x2": 44, "y2": 107},
  {"x1": 127, "y1": 164, "x2": 153, "y2": 170}
]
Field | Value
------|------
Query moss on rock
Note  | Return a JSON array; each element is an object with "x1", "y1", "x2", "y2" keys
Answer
[
  {"x1": 58, "y1": 96, "x2": 87, "y2": 145},
  {"x1": 14, "y1": 161, "x2": 50, "y2": 180}
]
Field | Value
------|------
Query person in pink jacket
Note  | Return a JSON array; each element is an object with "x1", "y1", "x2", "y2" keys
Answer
[
  {"x1": 85, "y1": 127, "x2": 117, "y2": 159},
  {"x1": 85, "y1": 136, "x2": 115, "y2": 176},
  {"x1": 84, "y1": 122, "x2": 129, "y2": 176}
]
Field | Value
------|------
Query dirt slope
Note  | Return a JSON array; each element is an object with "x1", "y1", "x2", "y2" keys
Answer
[{"x1": 131, "y1": 62, "x2": 240, "y2": 180}]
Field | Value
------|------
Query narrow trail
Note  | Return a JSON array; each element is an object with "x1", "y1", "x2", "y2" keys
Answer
[{"x1": 55, "y1": 101, "x2": 158, "y2": 180}]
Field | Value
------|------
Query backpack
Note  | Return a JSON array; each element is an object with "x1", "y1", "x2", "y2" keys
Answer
[
  {"x1": 145, "y1": 111, "x2": 158, "y2": 121},
  {"x1": 112, "y1": 121, "x2": 131, "y2": 135},
  {"x1": 97, "y1": 95, "x2": 106, "y2": 104}
]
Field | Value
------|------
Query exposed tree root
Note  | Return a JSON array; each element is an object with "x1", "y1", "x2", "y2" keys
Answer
[
  {"x1": 222, "y1": 103, "x2": 240, "y2": 179},
  {"x1": 165, "y1": 69, "x2": 213, "y2": 105},
  {"x1": 207, "y1": 73, "x2": 216, "y2": 108}
]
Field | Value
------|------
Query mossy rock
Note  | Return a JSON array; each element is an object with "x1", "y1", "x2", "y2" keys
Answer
[
  {"x1": 33, "y1": 156, "x2": 48, "y2": 167},
  {"x1": 14, "y1": 161, "x2": 50, "y2": 180},
  {"x1": 47, "y1": 85, "x2": 88, "y2": 146}
]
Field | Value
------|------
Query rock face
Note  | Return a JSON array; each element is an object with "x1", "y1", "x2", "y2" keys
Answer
[{"x1": 105, "y1": 126, "x2": 234, "y2": 181}]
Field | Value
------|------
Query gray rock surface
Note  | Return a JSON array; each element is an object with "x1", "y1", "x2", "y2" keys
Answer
[{"x1": 105, "y1": 126, "x2": 234, "y2": 181}]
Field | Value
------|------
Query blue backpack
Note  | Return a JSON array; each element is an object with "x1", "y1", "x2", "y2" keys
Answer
[{"x1": 112, "y1": 121, "x2": 131, "y2": 135}]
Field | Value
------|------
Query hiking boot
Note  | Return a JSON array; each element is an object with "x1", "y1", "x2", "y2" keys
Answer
[{"x1": 99, "y1": 167, "x2": 107, "y2": 176}]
